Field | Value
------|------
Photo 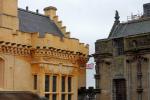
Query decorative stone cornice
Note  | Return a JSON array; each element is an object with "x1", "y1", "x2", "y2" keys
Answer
[
  {"x1": 0, "y1": 41, "x2": 88, "y2": 67},
  {"x1": 0, "y1": 41, "x2": 32, "y2": 56},
  {"x1": 126, "y1": 55, "x2": 148, "y2": 63},
  {"x1": 33, "y1": 48, "x2": 88, "y2": 67}
]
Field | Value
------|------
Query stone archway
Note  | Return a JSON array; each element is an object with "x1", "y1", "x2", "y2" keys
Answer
[{"x1": 0, "y1": 58, "x2": 4, "y2": 88}]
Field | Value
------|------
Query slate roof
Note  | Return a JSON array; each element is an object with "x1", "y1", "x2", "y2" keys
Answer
[
  {"x1": 108, "y1": 18, "x2": 150, "y2": 39},
  {"x1": 18, "y1": 8, "x2": 64, "y2": 37}
]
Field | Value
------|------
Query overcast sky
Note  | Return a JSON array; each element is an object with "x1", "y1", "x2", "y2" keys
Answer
[{"x1": 19, "y1": 0, "x2": 150, "y2": 87}]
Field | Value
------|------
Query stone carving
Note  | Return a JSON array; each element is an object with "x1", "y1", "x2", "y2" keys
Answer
[
  {"x1": 95, "y1": 40, "x2": 113, "y2": 54},
  {"x1": 126, "y1": 35, "x2": 150, "y2": 51}
]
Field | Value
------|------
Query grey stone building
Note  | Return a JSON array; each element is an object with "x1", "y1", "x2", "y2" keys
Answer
[{"x1": 94, "y1": 3, "x2": 150, "y2": 100}]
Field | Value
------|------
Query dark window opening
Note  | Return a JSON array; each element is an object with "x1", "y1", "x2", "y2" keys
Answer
[
  {"x1": 33, "y1": 75, "x2": 37, "y2": 90},
  {"x1": 62, "y1": 76, "x2": 66, "y2": 92},
  {"x1": 68, "y1": 94, "x2": 72, "y2": 100},
  {"x1": 53, "y1": 94, "x2": 57, "y2": 100},
  {"x1": 113, "y1": 79, "x2": 127, "y2": 100},
  {"x1": 68, "y1": 77, "x2": 72, "y2": 92},
  {"x1": 45, "y1": 75, "x2": 50, "y2": 92},
  {"x1": 61, "y1": 94, "x2": 65, "y2": 100},
  {"x1": 53, "y1": 76, "x2": 57, "y2": 92},
  {"x1": 45, "y1": 94, "x2": 49, "y2": 99}
]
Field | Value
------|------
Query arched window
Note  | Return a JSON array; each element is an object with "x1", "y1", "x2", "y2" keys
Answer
[{"x1": 0, "y1": 58, "x2": 4, "y2": 88}]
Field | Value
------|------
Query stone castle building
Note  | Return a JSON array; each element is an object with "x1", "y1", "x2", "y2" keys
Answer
[
  {"x1": 94, "y1": 3, "x2": 150, "y2": 100},
  {"x1": 0, "y1": 0, "x2": 89, "y2": 100}
]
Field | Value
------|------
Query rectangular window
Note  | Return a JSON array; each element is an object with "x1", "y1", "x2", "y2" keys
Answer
[
  {"x1": 52, "y1": 94, "x2": 57, "y2": 100},
  {"x1": 68, "y1": 77, "x2": 72, "y2": 92},
  {"x1": 33, "y1": 75, "x2": 37, "y2": 90},
  {"x1": 68, "y1": 94, "x2": 72, "y2": 100},
  {"x1": 61, "y1": 94, "x2": 65, "y2": 100},
  {"x1": 114, "y1": 38, "x2": 124, "y2": 56},
  {"x1": 113, "y1": 79, "x2": 126, "y2": 100},
  {"x1": 45, "y1": 75, "x2": 50, "y2": 92},
  {"x1": 62, "y1": 76, "x2": 65, "y2": 92},
  {"x1": 53, "y1": 76, "x2": 57, "y2": 92},
  {"x1": 45, "y1": 94, "x2": 50, "y2": 99}
]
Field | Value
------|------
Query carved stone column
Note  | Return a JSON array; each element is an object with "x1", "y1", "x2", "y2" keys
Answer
[
  {"x1": 127, "y1": 55, "x2": 148, "y2": 100},
  {"x1": 136, "y1": 57, "x2": 143, "y2": 100}
]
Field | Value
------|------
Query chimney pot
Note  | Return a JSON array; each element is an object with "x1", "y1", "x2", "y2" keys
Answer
[
  {"x1": 36, "y1": 9, "x2": 39, "y2": 14},
  {"x1": 44, "y1": 6, "x2": 57, "y2": 11},
  {"x1": 26, "y1": 6, "x2": 29, "y2": 11}
]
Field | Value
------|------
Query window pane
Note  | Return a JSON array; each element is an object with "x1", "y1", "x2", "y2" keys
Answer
[
  {"x1": 68, "y1": 94, "x2": 72, "y2": 100},
  {"x1": 53, "y1": 76, "x2": 57, "y2": 92},
  {"x1": 33, "y1": 75, "x2": 37, "y2": 90},
  {"x1": 45, "y1": 75, "x2": 50, "y2": 92},
  {"x1": 62, "y1": 76, "x2": 65, "y2": 92},
  {"x1": 68, "y1": 77, "x2": 72, "y2": 92},
  {"x1": 61, "y1": 94, "x2": 65, "y2": 100},
  {"x1": 53, "y1": 94, "x2": 57, "y2": 100},
  {"x1": 45, "y1": 94, "x2": 50, "y2": 99}
]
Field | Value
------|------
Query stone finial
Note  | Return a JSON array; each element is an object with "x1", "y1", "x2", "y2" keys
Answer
[{"x1": 115, "y1": 10, "x2": 120, "y2": 22}]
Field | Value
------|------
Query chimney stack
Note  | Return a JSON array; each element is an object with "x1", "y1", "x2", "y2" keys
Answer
[
  {"x1": 43, "y1": 5, "x2": 71, "y2": 38},
  {"x1": 143, "y1": 3, "x2": 150, "y2": 17},
  {"x1": 44, "y1": 6, "x2": 57, "y2": 20}
]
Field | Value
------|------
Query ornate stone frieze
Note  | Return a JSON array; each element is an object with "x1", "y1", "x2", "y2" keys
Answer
[
  {"x1": 0, "y1": 41, "x2": 32, "y2": 56},
  {"x1": 0, "y1": 41, "x2": 88, "y2": 67},
  {"x1": 125, "y1": 34, "x2": 150, "y2": 52}
]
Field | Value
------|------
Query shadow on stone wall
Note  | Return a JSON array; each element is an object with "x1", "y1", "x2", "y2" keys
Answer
[{"x1": 0, "y1": 91, "x2": 48, "y2": 100}]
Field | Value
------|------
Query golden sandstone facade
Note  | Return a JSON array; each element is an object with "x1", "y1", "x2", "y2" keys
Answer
[{"x1": 0, "y1": 0, "x2": 89, "y2": 100}]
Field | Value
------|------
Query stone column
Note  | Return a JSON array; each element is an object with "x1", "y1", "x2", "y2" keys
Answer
[
  {"x1": 95, "y1": 61, "x2": 101, "y2": 100},
  {"x1": 39, "y1": 64, "x2": 45, "y2": 96}
]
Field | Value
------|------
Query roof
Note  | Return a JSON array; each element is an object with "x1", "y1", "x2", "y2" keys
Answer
[
  {"x1": 18, "y1": 8, "x2": 64, "y2": 37},
  {"x1": 108, "y1": 18, "x2": 150, "y2": 39}
]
